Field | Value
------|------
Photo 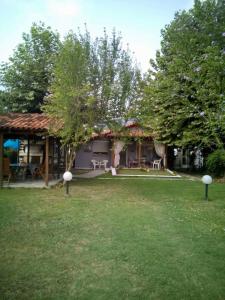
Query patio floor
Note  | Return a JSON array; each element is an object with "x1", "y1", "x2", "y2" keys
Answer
[
  {"x1": 73, "y1": 169, "x2": 106, "y2": 178},
  {"x1": 1, "y1": 170, "x2": 106, "y2": 187},
  {"x1": 2, "y1": 179, "x2": 62, "y2": 188}
]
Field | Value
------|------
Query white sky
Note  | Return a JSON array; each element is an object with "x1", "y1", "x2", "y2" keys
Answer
[{"x1": 0, "y1": 0, "x2": 194, "y2": 72}]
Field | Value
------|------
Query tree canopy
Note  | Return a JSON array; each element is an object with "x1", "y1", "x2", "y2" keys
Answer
[
  {"x1": 143, "y1": 0, "x2": 225, "y2": 149},
  {"x1": 0, "y1": 22, "x2": 60, "y2": 112},
  {"x1": 0, "y1": 91, "x2": 9, "y2": 113},
  {"x1": 43, "y1": 29, "x2": 142, "y2": 169},
  {"x1": 79, "y1": 28, "x2": 143, "y2": 122}
]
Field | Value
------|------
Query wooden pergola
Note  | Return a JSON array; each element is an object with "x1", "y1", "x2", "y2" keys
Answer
[
  {"x1": 92, "y1": 121, "x2": 168, "y2": 168},
  {"x1": 0, "y1": 113, "x2": 64, "y2": 187}
]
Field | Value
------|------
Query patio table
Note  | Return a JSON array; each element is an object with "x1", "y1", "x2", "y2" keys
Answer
[
  {"x1": 129, "y1": 160, "x2": 139, "y2": 168},
  {"x1": 10, "y1": 163, "x2": 28, "y2": 180}
]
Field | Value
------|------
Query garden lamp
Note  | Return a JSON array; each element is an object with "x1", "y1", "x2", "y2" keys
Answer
[
  {"x1": 201, "y1": 175, "x2": 212, "y2": 201},
  {"x1": 63, "y1": 171, "x2": 73, "y2": 195}
]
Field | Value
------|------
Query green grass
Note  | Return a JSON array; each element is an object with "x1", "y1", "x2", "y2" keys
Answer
[
  {"x1": 117, "y1": 168, "x2": 175, "y2": 176},
  {"x1": 0, "y1": 179, "x2": 225, "y2": 299}
]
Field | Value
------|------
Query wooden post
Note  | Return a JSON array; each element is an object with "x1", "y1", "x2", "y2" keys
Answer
[
  {"x1": 135, "y1": 142, "x2": 138, "y2": 160},
  {"x1": 0, "y1": 133, "x2": 3, "y2": 188},
  {"x1": 126, "y1": 148, "x2": 128, "y2": 167},
  {"x1": 57, "y1": 140, "x2": 61, "y2": 179},
  {"x1": 164, "y1": 145, "x2": 168, "y2": 169},
  {"x1": 52, "y1": 138, "x2": 55, "y2": 178},
  {"x1": 111, "y1": 140, "x2": 115, "y2": 167},
  {"x1": 62, "y1": 145, "x2": 66, "y2": 171},
  {"x1": 26, "y1": 137, "x2": 29, "y2": 164},
  {"x1": 138, "y1": 141, "x2": 141, "y2": 167},
  {"x1": 65, "y1": 145, "x2": 68, "y2": 170},
  {"x1": 45, "y1": 136, "x2": 49, "y2": 186}
]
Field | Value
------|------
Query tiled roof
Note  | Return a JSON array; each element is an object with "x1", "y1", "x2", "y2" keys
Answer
[
  {"x1": 0, "y1": 113, "x2": 152, "y2": 137},
  {"x1": 0, "y1": 113, "x2": 51, "y2": 132},
  {"x1": 92, "y1": 125, "x2": 153, "y2": 138},
  {"x1": 105, "y1": 127, "x2": 153, "y2": 138}
]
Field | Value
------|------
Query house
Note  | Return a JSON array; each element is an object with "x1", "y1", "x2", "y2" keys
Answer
[
  {"x1": 75, "y1": 120, "x2": 168, "y2": 170},
  {"x1": 173, "y1": 147, "x2": 204, "y2": 170},
  {"x1": 0, "y1": 113, "x2": 168, "y2": 187}
]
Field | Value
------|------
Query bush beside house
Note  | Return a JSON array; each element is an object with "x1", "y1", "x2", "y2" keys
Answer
[{"x1": 206, "y1": 149, "x2": 225, "y2": 178}]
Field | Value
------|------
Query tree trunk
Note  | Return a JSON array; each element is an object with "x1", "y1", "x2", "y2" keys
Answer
[
  {"x1": 63, "y1": 145, "x2": 76, "y2": 186},
  {"x1": 66, "y1": 145, "x2": 76, "y2": 171}
]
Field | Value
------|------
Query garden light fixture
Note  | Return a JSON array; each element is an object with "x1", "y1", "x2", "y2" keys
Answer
[
  {"x1": 201, "y1": 175, "x2": 212, "y2": 201},
  {"x1": 63, "y1": 171, "x2": 73, "y2": 195}
]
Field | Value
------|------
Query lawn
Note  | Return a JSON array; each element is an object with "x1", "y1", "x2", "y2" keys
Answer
[
  {"x1": 117, "y1": 168, "x2": 176, "y2": 176},
  {"x1": 0, "y1": 179, "x2": 225, "y2": 299}
]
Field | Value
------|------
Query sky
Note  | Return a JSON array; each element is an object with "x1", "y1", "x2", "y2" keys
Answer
[{"x1": 0, "y1": 0, "x2": 194, "y2": 72}]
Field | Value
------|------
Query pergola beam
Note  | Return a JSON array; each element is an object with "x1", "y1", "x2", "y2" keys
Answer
[
  {"x1": 0, "y1": 133, "x2": 3, "y2": 187},
  {"x1": 138, "y1": 141, "x2": 142, "y2": 167},
  {"x1": 45, "y1": 136, "x2": 49, "y2": 186},
  {"x1": 27, "y1": 137, "x2": 30, "y2": 164}
]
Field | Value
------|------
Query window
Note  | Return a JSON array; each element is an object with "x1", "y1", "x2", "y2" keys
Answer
[{"x1": 92, "y1": 140, "x2": 109, "y2": 153}]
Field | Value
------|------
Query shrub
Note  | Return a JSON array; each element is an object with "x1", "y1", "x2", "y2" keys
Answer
[{"x1": 206, "y1": 149, "x2": 225, "y2": 177}]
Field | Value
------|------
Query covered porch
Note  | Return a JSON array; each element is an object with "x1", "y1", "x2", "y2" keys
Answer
[
  {"x1": 0, "y1": 113, "x2": 65, "y2": 187},
  {"x1": 74, "y1": 137, "x2": 167, "y2": 171},
  {"x1": 118, "y1": 138, "x2": 161, "y2": 168},
  {"x1": 74, "y1": 119, "x2": 168, "y2": 171},
  {"x1": 110, "y1": 123, "x2": 168, "y2": 169}
]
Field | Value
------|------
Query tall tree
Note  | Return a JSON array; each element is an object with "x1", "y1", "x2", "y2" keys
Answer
[
  {"x1": 43, "y1": 33, "x2": 96, "y2": 170},
  {"x1": 43, "y1": 28, "x2": 142, "y2": 170},
  {"x1": 143, "y1": 0, "x2": 225, "y2": 149},
  {"x1": 0, "y1": 22, "x2": 60, "y2": 112}
]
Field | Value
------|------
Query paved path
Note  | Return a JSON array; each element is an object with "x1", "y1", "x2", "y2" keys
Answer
[
  {"x1": 73, "y1": 170, "x2": 106, "y2": 178},
  {"x1": 2, "y1": 170, "x2": 106, "y2": 187},
  {"x1": 4, "y1": 179, "x2": 62, "y2": 188}
]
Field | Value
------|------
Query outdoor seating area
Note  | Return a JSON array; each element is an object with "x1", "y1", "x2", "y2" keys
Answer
[
  {"x1": 2, "y1": 156, "x2": 62, "y2": 188},
  {"x1": 2, "y1": 156, "x2": 61, "y2": 186},
  {"x1": 10, "y1": 162, "x2": 27, "y2": 180},
  {"x1": 128, "y1": 158, "x2": 163, "y2": 169},
  {"x1": 7, "y1": 161, "x2": 46, "y2": 181},
  {"x1": 91, "y1": 159, "x2": 108, "y2": 170},
  {"x1": 0, "y1": 114, "x2": 65, "y2": 187}
]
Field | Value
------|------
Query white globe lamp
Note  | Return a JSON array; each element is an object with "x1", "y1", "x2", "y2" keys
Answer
[
  {"x1": 63, "y1": 171, "x2": 73, "y2": 182},
  {"x1": 63, "y1": 171, "x2": 73, "y2": 195},
  {"x1": 201, "y1": 175, "x2": 212, "y2": 200}
]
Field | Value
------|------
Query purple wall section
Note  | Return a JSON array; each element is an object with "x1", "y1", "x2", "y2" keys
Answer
[{"x1": 75, "y1": 140, "x2": 112, "y2": 169}]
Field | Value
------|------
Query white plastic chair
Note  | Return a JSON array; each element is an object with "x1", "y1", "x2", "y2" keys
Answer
[
  {"x1": 102, "y1": 160, "x2": 108, "y2": 169},
  {"x1": 153, "y1": 159, "x2": 162, "y2": 170},
  {"x1": 91, "y1": 159, "x2": 100, "y2": 170}
]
